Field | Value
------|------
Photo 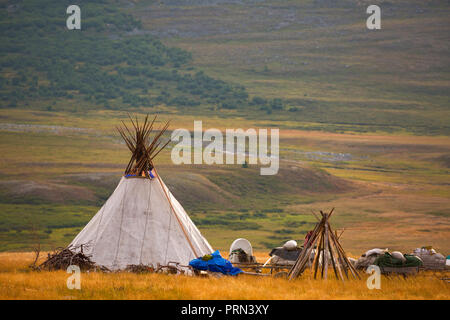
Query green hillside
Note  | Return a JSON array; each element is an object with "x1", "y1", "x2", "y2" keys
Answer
[
  {"x1": 2, "y1": 0, "x2": 449, "y2": 134},
  {"x1": 131, "y1": 0, "x2": 450, "y2": 135},
  {"x1": 0, "y1": 0, "x2": 250, "y2": 111}
]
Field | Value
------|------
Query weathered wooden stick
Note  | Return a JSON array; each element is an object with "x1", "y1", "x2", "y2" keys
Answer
[
  {"x1": 338, "y1": 228, "x2": 345, "y2": 240},
  {"x1": 311, "y1": 210, "x2": 320, "y2": 221},
  {"x1": 328, "y1": 224, "x2": 360, "y2": 279},
  {"x1": 332, "y1": 231, "x2": 359, "y2": 279},
  {"x1": 299, "y1": 234, "x2": 320, "y2": 276},
  {"x1": 312, "y1": 229, "x2": 323, "y2": 279},
  {"x1": 327, "y1": 232, "x2": 342, "y2": 282},
  {"x1": 320, "y1": 228, "x2": 325, "y2": 278},
  {"x1": 328, "y1": 207, "x2": 335, "y2": 218},
  {"x1": 289, "y1": 222, "x2": 323, "y2": 279},
  {"x1": 323, "y1": 218, "x2": 329, "y2": 279},
  {"x1": 289, "y1": 220, "x2": 321, "y2": 278},
  {"x1": 328, "y1": 230, "x2": 350, "y2": 279}
]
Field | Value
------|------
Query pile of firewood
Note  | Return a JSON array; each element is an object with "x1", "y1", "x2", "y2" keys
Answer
[
  {"x1": 35, "y1": 245, "x2": 109, "y2": 272},
  {"x1": 32, "y1": 244, "x2": 191, "y2": 274},
  {"x1": 124, "y1": 264, "x2": 155, "y2": 273},
  {"x1": 123, "y1": 263, "x2": 187, "y2": 274}
]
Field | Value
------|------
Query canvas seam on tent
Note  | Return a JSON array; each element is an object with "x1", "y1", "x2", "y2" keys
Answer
[
  {"x1": 91, "y1": 178, "x2": 125, "y2": 257},
  {"x1": 164, "y1": 201, "x2": 172, "y2": 264},
  {"x1": 139, "y1": 179, "x2": 152, "y2": 265},
  {"x1": 91, "y1": 204, "x2": 106, "y2": 258},
  {"x1": 112, "y1": 179, "x2": 130, "y2": 268}
]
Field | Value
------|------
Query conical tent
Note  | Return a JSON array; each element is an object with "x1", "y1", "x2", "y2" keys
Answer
[{"x1": 70, "y1": 115, "x2": 213, "y2": 270}]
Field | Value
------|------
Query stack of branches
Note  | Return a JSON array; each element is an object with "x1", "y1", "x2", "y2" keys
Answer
[
  {"x1": 124, "y1": 262, "x2": 189, "y2": 274},
  {"x1": 288, "y1": 209, "x2": 360, "y2": 282},
  {"x1": 36, "y1": 244, "x2": 109, "y2": 272},
  {"x1": 116, "y1": 114, "x2": 171, "y2": 178},
  {"x1": 124, "y1": 264, "x2": 155, "y2": 274}
]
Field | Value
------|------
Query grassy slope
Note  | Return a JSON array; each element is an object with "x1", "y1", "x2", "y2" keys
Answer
[
  {"x1": 0, "y1": 109, "x2": 448, "y2": 254},
  {"x1": 132, "y1": 0, "x2": 450, "y2": 134}
]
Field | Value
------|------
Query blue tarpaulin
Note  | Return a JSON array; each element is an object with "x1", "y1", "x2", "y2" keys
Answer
[{"x1": 189, "y1": 250, "x2": 243, "y2": 276}]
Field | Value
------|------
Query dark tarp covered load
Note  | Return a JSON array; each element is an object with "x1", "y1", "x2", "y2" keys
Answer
[
  {"x1": 229, "y1": 248, "x2": 256, "y2": 263},
  {"x1": 374, "y1": 252, "x2": 422, "y2": 268},
  {"x1": 189, "y1": 250, "x2": 243, "y2": 276},
  {"x1": 269, "y1": 247, "x2": 302, "y2": 262}
]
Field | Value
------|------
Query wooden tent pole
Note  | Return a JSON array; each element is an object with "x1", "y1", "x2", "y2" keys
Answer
[
  {"x1": 289, "y1": 219, "x2": 324, "y2": 279},
  {"x1": 320, "y1": 228, "x2": 326, "y2": 278},
  {"x1": 328, "y1": 223, "x2": 360, "y2": 279},
  {"x1": 312, "y1": 229, "x2": 323, "y2": 279},
  {"x1": 298, "y1": 235, "x2": 319, "y2": 277},
  {"x1": 323, "y1": 217, "x2": 329, "y2": 279},
  {"x1": 327, "y1": 234, "x2": 341, "y2": 281},
  {"x1": 326, "y1": 227, "x2": 344, "y2": 282}
]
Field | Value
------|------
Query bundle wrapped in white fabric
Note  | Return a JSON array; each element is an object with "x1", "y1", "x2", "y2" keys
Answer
[
  {"x1": 391, "y1": 251, "x2": 406, "y2": 262},
  {"x1": 414, "y1": 247, "x2": 437, "y2": 255},
  {"x1": 433, "y1": 253, "x2": 445, "y2": 261},
  {"x1": 364, "y1": 248, "x2": 386, "y2": 257},
  {"x1": 283, "y1": 240, "x2": 298, "y2": 251},
  {"x1": 413, "y1": 248, "x2": 445, "y2": 262},
  {"x1": 412, "y1": 248, "x2": 446, "y2": 270},
  {"x1": 356, "y1": 248, "x2": 391, "y2": 269}
]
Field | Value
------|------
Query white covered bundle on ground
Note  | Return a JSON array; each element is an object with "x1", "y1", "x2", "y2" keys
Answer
[
  {"x1": 70, "y1": 176, "x2": 213, "y2": 271},
  {"x1": 229, "y1": 238, "x2": 256, "y2": 264},
  {"x1": 355, "y1": 248, "x2": 388, "y2": 269},
  {"x1": 412, "y1": 247, "x2": 446, "y2": 270},
  {"x1": 266, "y1": 240, "x2": 334, "y2": 268},
  {"x1": 266, "y1": 240, "x2": 302, "y2": 267}
]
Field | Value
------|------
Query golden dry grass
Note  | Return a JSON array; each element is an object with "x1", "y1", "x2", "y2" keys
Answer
[{"x1": 0, "y1": 252, "x2": 448, "y2": 300}]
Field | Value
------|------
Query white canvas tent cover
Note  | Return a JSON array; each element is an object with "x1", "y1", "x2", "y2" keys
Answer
[{"x1": 70, "y1": 175, "x2": 213, "y2": 270}]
